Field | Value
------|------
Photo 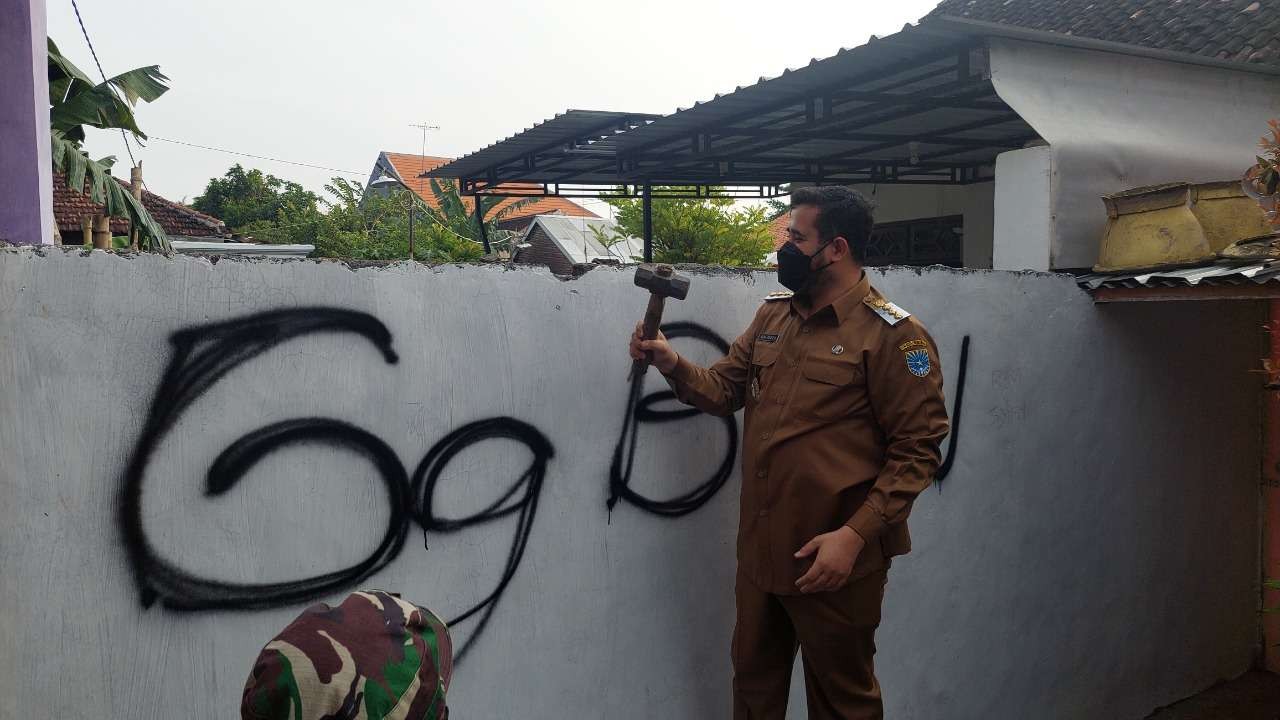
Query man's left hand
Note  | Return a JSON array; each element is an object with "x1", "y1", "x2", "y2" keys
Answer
[{"x1": 794, "y1": 526, "x2": 865, "y2": 594}]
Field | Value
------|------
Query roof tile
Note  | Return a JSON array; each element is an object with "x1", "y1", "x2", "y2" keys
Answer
[
  {"x1": 52, "y1": 172, "x2": 228, "y2": 238},
  {"x1": 928, "y1": 0, "x2": 1280, "y2": 68}
]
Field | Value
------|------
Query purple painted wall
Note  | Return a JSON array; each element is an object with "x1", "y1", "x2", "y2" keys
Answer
[{"x1": 0, "y1": 0, "x2": 52, "y2": 245}]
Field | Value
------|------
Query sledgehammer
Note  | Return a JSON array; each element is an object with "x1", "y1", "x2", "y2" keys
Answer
[{"x1": 630, "y1": 263, "x2": 691, "y2": 380}]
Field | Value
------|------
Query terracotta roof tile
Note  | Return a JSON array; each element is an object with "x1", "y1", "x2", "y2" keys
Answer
[
  {"x1": 927, "y1": 0, "x2": 1280, "y2": 68},
  {"x1": 380, "y1": 152, "x2": 597, "y2": 221},
  {"x1": 52, "y1": 172, "x2": 228, "y2": 238},
  {"x1": 768, "y1": 213, "x2": 791, "y2": 251}
]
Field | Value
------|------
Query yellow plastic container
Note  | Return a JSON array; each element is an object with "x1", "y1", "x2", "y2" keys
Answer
[{"x1": 1093, "y1": 181, "x2": 1271, "y2": 272}]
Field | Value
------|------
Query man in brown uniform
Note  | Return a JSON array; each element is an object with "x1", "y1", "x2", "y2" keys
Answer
[{"x1": 629, "y1": 186, "x2": 949, "y2": 719}]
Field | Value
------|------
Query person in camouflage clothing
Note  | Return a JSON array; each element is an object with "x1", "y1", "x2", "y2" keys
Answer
[{"x1": 241, "y1": 590, "x2": 452, "y2": 720}]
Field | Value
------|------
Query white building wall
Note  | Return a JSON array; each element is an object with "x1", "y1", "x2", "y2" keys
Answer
[{"x1": 993, "y1": 145, "x2": 1054, "y2": 271}]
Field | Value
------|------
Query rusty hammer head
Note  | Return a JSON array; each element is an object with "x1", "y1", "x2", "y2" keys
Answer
[{"x1": 634, "y1": 263, "x2": 690, "y2": 300}]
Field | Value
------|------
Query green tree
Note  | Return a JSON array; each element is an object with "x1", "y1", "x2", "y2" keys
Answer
[
  {"x1": 311, "y1": 178, "x2": 485, "y2": 262},
  {"x1": 191, "y1": 166, "x2": 537, "y2": 261},
  {"x1": 604, "y1": 187, "x2": 773, "y2": 266},
  {"x1": 192, "y1": 164, "x2": 323, "y2": 244},
  {"x1": 318, "y1": 177, "x2": 534, "y2": 262},
  {"x1": 47, "y1": 38, "x2": 170, "y2": 250},
  {"x1": 765, "y1": 198, "x2": 790, "y2": 221}
]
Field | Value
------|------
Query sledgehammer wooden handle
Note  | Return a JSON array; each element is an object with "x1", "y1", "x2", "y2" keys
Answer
[{"x1": 630, "y1": 293, "x2": 666, "y2": 380}]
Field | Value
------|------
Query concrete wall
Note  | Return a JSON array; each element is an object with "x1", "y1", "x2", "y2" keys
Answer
[
  {"x1": 993, "y1": 145, "x2": 1054, "y2": 272},
  {"x1": 0, "y1": 0, "x2": 53, "y2": 245},
  {"x1": 853, "y1": 182, "x2": 995, "y2": 269},
  {"x1": 0, "y1": 248, "x2": 1262, "y2": 719},
  {"x1": 990, "y1": 38, "x2": 1280, "y2": 270}
]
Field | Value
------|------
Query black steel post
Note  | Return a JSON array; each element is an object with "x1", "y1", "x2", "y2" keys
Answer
[
  {"x1": 642, "y1": 183, "x2": 653, "y2": 263},
  {"x1": 476, "y1": 197, "x2": 490, "y2": 254}
]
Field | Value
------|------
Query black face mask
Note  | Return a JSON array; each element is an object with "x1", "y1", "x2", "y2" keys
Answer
[{"x1": 776, "y1": 239, "x2": 834, "y2": 294}]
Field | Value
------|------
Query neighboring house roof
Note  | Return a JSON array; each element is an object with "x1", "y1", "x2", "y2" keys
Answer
[
  {"x1": 926, "y1": 0, "x2": 1280, "y2": 68},
  {"x1": 53, "y1": 172, "x2": 229, "y2": 238},
  {"x1": 374, "y1": 152, "x2": 597, "y2": 221},
  {"x1": 768, "y1": 213, "x2": 790, "y2": 251},
  {"x1": 520, "y1": 214, "x2": 643, "y2": 265}
]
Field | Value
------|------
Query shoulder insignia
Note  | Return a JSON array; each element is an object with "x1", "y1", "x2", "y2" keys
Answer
[
  {"x1": 864, "y1": 295, "x2": 911, "y2": 326},
  {"x1": 764, "y1": 290, "x2": 794, "y2": 302}
]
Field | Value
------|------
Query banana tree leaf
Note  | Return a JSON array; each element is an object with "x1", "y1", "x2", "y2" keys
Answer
[
  {"x1": 52, "y1": 84, "x2": 146, "y2": 137},
  {"x1": 491, "y1": 196, "x2": 537, "y2": 221},
  {"x1": 56, "y1": 137, "x2": 89, "y2": 197},
  {"x1": 47, "y1": 39, "x2": 102, "y2": 116},
  {"x1": 46, "y1": 38, "x2": 96, "y2": 87},
  {"x1": 104, "y1": 65, "x2": 168, "y2": 105}
]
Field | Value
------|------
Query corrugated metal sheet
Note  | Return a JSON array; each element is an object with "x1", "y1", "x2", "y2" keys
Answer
[
  {"x1": 431, "y1": 22, "x2": 1037, "y2": 187},
  {"x1": 610, "y1": 22, "x2": 1037, "y2": 184},
  {"x1": 170, "y1": 240, "x2": 314, "y2": 257},
  {"x1": 524, "y1": 215, "x2": 643, "y2": 265},
  {"x1": 427, "y1": 110, "x2": 658, "y2": 184},
  {"x1": 616, "y1": 23, "x2": 976, "y2": 153},
  {"x1": 1076, "y1": 260, "x2": 1280, "y2": 290}
]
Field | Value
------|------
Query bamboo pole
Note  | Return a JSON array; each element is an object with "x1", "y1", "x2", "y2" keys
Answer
[
  {"x1": 80, "y1": 216, "x2": 93, "y2": 247},
  {"x1": 92, "y1": 215, "x2": 111, "y2": 249},
  {"x1": 129, "y1": 164, "x2": 143, "y2": 251}
]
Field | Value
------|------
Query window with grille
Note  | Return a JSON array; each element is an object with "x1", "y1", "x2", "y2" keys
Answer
[{"x1": 863, "y1": 215, "x2": 964, "y2": 268}]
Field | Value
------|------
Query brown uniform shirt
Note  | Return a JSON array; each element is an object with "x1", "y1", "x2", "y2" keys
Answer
[{"x1": 664, "y1": 273, "x2": 950, "y2": 595}]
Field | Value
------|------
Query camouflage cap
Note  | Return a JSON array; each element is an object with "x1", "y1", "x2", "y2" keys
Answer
[{"x1": 241, "y1": 590, "x2": 452, "y2": 720}]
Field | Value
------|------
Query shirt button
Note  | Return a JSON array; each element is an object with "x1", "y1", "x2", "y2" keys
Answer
[
  {"x1": 787, "y1": 358, "x2": 797, "y2": 367},
  {"x1": 801, "y1": 327, "x2": 811, "y2": 334},
  {"x1": 758, "y1": 509, "x2": 769, "y2": 517},
  {"x1": 756, "y1": 470, "x2": 766, "y2": 478},
  {"x1": 776, "y1": 395, "x2": 785, "y2": 405},
  {"x1": 759, "y1": 432, "x2": 770, "y2": 441}
]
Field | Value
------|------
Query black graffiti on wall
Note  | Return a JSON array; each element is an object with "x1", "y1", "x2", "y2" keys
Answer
[
  {"x1": 608, "y1": 321, "x2": 739, "y2": 517},
  {"x1": 119, "y1": 308, "x2": 966, "y2": 662},
  {"x1": 934, "y1": 335, "x2": 969, "y2": 488}
]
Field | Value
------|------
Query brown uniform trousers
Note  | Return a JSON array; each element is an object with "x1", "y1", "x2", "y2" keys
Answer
[
  {"x1": 664, "y1": 273, "x2": 949, "y2": 719},
  {"x1": 734, "y1": 566, "x2": 890, "y2": 719}
]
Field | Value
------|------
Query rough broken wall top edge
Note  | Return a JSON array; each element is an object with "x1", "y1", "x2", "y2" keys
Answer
[{"x1": 0, "y1": 245, "x2": 1076, "y2": 283}]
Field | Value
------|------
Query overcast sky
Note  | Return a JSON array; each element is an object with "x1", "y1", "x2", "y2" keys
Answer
[{"x1": 48, "y1": 0, "x2": 943, "y2": 205}]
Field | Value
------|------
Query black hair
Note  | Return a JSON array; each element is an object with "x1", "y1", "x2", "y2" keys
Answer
[{"x1": 789, "y1": 185, "x2": 875, "y2": 263}]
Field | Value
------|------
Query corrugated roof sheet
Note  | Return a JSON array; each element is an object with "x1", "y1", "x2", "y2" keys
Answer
[
  {"x1": 431, "y1": 27, "x2": 1032, "y2": 187},
  {"x1": 525, "y1": 215, "x2": 644, "y2": 265},
  {"x1": 1077, "y1": 260, "x2": 1280, "y2": 290},
  {"x1": 425, "y1": 110, "x2": 659, "y2": 184},
  {"x1": 609, "y1": 22, "x2": 1035, "y2": 186},
  {"x1": 615, "y1": 24, "x2": 980, "y2": 153}
]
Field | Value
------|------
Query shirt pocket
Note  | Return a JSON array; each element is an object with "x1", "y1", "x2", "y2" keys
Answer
[
  {"x1": 747, "y1": 344, "x2": 778, "y2": 407},
  {"x1": 795, "y1": 354, "x2": 863, "y2": 420}
]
